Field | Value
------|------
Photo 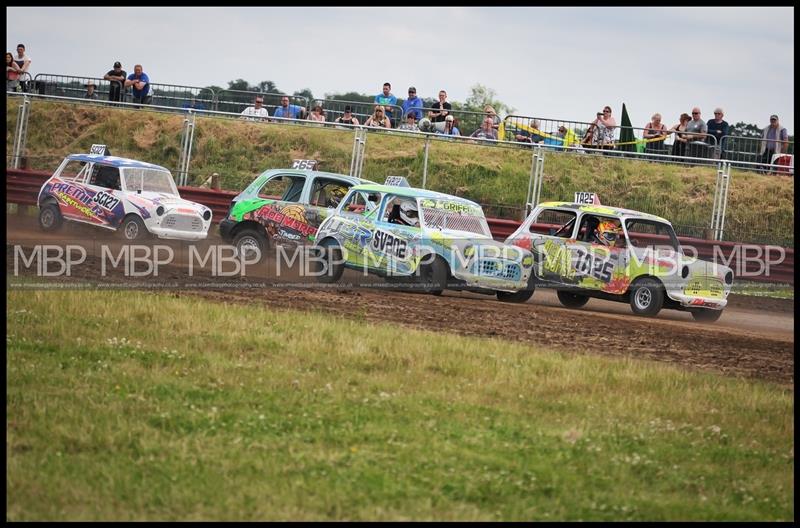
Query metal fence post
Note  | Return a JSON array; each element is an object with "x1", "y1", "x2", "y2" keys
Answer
[
  {"x1": 422, "y1": 135, "x2": 431, "y2": 189},
  {"x1": 349, "y1": 126, "x2": 360, "y2": 178},
  {"x1": 183, "y1": 112, "x2": 196, "y2": 186},
  {"x1": 12, "y1": 96, "x2": 31, "y2": 169},
  {"x1": 357, "y1": 128, "x2": 367, "y2": 180},
  {"x1": 716, "y1": 161, "x2": 731, "y2": 241},
  {"x1": 710, "y1": 160, "x2": 723, "y2": 239},
  {"x1": 525, "y1": 145, "x2": 536, "y2": 217}
]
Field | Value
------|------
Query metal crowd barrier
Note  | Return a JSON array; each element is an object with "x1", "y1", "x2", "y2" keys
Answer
[
  {"x1": 312, "y1": 98, "x2": 404, "y2": 127},
  {"x1": 720, "y1": 135, "x2": 794, "y2": 174},
  {"x1": 215, "y1": 90, "x2": 308, "y2": 116}
]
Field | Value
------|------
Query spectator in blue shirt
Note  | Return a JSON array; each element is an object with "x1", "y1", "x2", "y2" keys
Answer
[
  {"x1": 374, "y1": 82, "x2": 398, "y2": 125},
  {"x1": 124, "y1": 64, "x2": 151, "y2": 105},
  {"x1": 401, "y1": 86, "x2": 423, "y2": 121},
  {"x1": 273, "y1": 95, "x2": 305, "y2": 120}
]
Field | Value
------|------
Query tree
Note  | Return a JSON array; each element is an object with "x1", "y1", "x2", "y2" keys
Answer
[
  {"x1": 324, "y1": 91, "x2": 375, "y2": 104},
  {"x1": 259, "y1": 80, "x2": 279, "y2": 93},
  {"x1": 464, "y1": 83, "x2": 515, "y2": 116},
  {"x1": 728, "y1": 121, "x2": 762, "y2": 138},
  {"x1": 227, "y1": 79, "x2": 254, "y2": 92},
  {"x1": 293, "y1": 88, "x2": 315, "y2": 104}
]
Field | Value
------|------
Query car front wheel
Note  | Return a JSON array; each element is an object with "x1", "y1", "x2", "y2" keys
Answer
[
  {"x1": 691, "y1": 308, "x2": 723, "y2": 323},
  {"x1": 629, "y1": 277, "x2": 664, "y2": 317},
  {"x1": 121, "y1": 215, "x2": 148, "y2": 241},
  {"x1": 557, "y1": 290, "x2": 590, "y2": 309},
  {"x1": 418, "y1": 256, "x2": 447, "y2": 296},
  {"x1": 38, "y1": 203, "x2": 63, "y2": 232},
  {"x1": 497, "y1": 271, "x2": 536, "y2": 303},
  {"x1": 233, "y1": 228, "x2": 268, "y2": 263},
  {"x1": 312, "y1": 239, "x2": 344, "y2": 283}
]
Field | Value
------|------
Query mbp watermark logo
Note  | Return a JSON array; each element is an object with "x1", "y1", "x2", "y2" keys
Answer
[{"x1": 13, "y1": 245, "x2": 87, "y2": 276}]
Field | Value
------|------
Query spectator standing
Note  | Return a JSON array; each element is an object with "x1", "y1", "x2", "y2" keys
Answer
[
  {"x1": 125, "y1": 64, "x2": 151, "y2": 106},
  {"x1": 685, "y1": 107, "x2": 709, "y2": 159},
  {"x1": 374, "y1": 82, "x2": 398, "y2": 125},
  {"x1": 706, "y1": 107, "x2": 729, "y2": 159},
  {"x1": 428, "y1": 90, "x2": 452, "y2": 123},
  {"x1": 84, "y1": 82, "x2": 99, "y2": 100},
  {"x1": 557, "y1": 125, "x2": 581, "y2": 151},
  {"x1": 760, "y1": 114, "x2": 789, "y2": 171},
  {"x1": 6, "y1": 52, "x2": 21, "y2": 92},
  {"x1": 397, "y1": 112, "x2": 420, "y2": 132},
  {"x1": 13, "y1": 44, "x2": 31, "y2": 92},
  {"x1": 307, "y1": 105, "x2": 326, "y2": 124},
  {"x1": 335, "y1": 105, "x2": 360, "y2": 126},
  {"x1": 402, "y1": 86, "x2": 423, "y2": 121},
  {"x1": 273, "y1": 95, "x2": 305, "y2": 119},
  {"x1": 643, "y1": 113, "x2": 667, "y2": 155},
  {"x1": 104, "y1": 61, "x2": 127, "y2": 103},
  {"x1": 240, "y1": 96, "x2": 269, "y2": 121},
  {"x1": 470, "y1": 117, "x2": 498, "y2": 140},
  {"x1": 484, "y1": 106, "x2": 501, "y2": 129},
  {"x1": 364, "y1": 105, "x2": 392, "y2": 129},
  {"x1": 438, "y1": 115, "x2": 460, "y2": 136},
  {"x1": 669, "y1": 113, "x2": 692, "y2": 157},
  {"x1": 515, "y1": 119, "x2": 544, "y2": 144}
]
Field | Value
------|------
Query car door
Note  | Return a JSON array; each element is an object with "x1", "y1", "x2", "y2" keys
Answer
[
  {"x1": 328, "y1": 189, "x2": 382, "y2": 268},
  {"x1": 306, "y1": 176, "x2": 355, "y2": 237},
  {"x1": 369, "y1": 194, "x2": 417, "y2": 275},
  {"x1": 564, "y1": 213, "x2": 627, "y2": 292},
  {"x1": 84, "y1": 163, "x2": 126, "y2": 228},
  {"x1": 524, "y1": 207, "x2": 578, "y2": 285},
  {"x1": 248, "y1": 173, "x2": 315, "y2": 245}
]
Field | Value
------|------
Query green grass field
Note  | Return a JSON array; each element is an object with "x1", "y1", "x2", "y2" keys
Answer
[
  {"x1": 6, "y1": 289, "x2": 794, "y2": 521},
  {"x1": 6, "y1": 98, "x2": 794, "y2": 246}
]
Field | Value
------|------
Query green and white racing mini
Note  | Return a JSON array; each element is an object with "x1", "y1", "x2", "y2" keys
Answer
[
  {"x1": 313, "y1": 181, "x2": 535, "y2": 300},
  {"x1": 505, "y1": 200, "x2": 734, "y2": 322}
]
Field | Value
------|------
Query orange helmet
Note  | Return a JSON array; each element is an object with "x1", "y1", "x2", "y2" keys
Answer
[{"x1": 595, "y1": 220, "x2": 621, "y2": 246}]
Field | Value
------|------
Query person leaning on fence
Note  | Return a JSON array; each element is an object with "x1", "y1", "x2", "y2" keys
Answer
[
  {"x1": 470, "y1": 117, "x2": 498, "y2": 140},
  {"x1": 364, "y1": 105, "x2": 392, "y2": 129},
  {"x1": 6, "y1": 52, "x2": 21, "y2": 92},
  {"x1": 104, "y1": 61, "x2": 127, "y2": 103},
  {"x1": 397, "y1": 112, "x2": 420, "y2": 132},
  {"x1": 273, "y1": 96, "x2": 305, "y2": 120},
  {"x1": 307, "y1": 105, "x2": 326, "y2": 124},
  {"x1": 484, "y1": 106, "x2": 501, "y2": 130},
  {"x1": 706, "y1": 108, "x2": 729, "y2": 159},
  {"x1": 438, "y1": 115, "x2": 460, "y2": 136},
  {"x1": 402, "y1": 86, "x2": 423, "y2": 121},
  {"x1": 240, "y1": 96, "x2": 269, "y2": 121},
  {"x1": 685, "y1": 107, "x2": 709, "y2": 159},
  {"x1": 558, "y1": 125, "x2": 581, "y2": 151},
  {"x1": 13, "y1": 44, "x2": 31, "y2": 92},
  {"x1": 515, "y1": 119, "x2": 544, "y2": 144},
  {"x1": 335, "y1": 105, "x2": 360, "y2": 127},
  {"x1": 643, "y1": 113, "x2": 667, "y2": 156},
  {"x1": 760, "y1": 115, "x2": 789, "y2": 173},
  {"x1": 669, "y1": 113, "x2": 691, "y2": 157},
  {"x1": 428, "y1": 90, "x2": 451, "y2": 122},
  {"x1": 125, "y1": 64, "x2": 151, "y2": 106}
]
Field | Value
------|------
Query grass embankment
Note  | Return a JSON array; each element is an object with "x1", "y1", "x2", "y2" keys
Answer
[
  {"x1": 6, "y1": 98, "x2": 794, "y2": 245},
  {"x1": 6, "y1": 289, "x2": 794, "y2": 521}
]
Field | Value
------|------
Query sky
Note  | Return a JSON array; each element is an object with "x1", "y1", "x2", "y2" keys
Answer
[{"x1": 7, "y1": 6, "x2": 795, "y2": 132}]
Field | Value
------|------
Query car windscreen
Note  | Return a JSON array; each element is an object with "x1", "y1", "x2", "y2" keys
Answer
[
  {"x1": 419, "y1": 199, "x2": 491, "y2": 237},
  {"x1": 122, "y1": 168, "x2": 178, "y2": 196}
]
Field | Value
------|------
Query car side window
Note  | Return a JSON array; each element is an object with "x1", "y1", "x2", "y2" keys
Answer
[
  {"x1": 258, "y1": 175, "x2": 306, "y2": 202},
  {"x1": 532, "y1": 209, "x2": 577, "y2": 237},
  {"x1": 341, "y1": 190, "x2": 380, "y2": 217},
  {"x1": 625, "y1": 220, "x2": 678, "y2": 252},
  {"x1": 310, "y1": 178, "x2": 351, "y2": 208},
  {"x1": 59, "y1": 160, "x2": 90, "y2": 182},
  {"x1": 89, "y1": 165, "x2": 121, "y2": 191}
]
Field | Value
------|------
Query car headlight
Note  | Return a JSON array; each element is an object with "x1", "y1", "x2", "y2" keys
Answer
[
  {"x1": 203, "y1": 210, "x2": 212, "y2": 221},
  {"x1": 681, "y1": 265, "x2": 689, "y2": 279},
  {"x1": 156, "y1": 206, "x2": 165, "y2": 216},
  {"x1": 724, "y1": 271, "x2": 733, "y2": 285}
]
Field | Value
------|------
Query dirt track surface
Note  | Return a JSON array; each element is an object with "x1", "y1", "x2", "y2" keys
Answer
[{"x1": 6, "y1": 214, "x2": 794, "y2": 384}]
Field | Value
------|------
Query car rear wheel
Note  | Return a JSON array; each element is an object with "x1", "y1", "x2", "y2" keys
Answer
[
  {"x1": 629, "y1": 277, "x2": 664, "y2": 317},
  {"x1": 233, "y1": 228, "x2": 268, "y2": 263},
  {"x1": 418, "y1": 256, "x2": 447, "y2": 296},
  {"x1": 38, "y1": 203, "x2": 63, "y2": 232},
  {"x1": 691, "y1": 308, "x2": 723, "y2": 323},
  {"x1": 557, "y1": 290, "x2": 590, "y2": 309},
  {"x1": 313, "y1": 239, "x2": 344, "y2": 283},
  {"x1": 121, "y1": 215, "x2": 148, "y2": 241}
]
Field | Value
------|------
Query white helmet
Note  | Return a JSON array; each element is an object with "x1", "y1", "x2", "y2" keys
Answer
[{"x1": 399, "y1": 201, "x2": 419, "y2": 226}]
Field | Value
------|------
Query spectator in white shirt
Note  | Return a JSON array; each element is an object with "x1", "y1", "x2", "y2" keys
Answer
[{"x1": 241, "y1": 96, "x2": 269, "y2": 121}]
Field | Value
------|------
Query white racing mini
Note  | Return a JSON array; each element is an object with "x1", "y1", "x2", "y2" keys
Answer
[{"x1": 37, "y1": 154, "x2": 212, "y2": 241}]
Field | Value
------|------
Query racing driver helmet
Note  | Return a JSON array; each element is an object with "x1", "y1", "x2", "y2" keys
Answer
[
  {"x1": 399, "y1": 200, "x2": 419, "y2": 227},
  {"x1": 594, "y1": 220, "x2": 621, "y2": 247}
]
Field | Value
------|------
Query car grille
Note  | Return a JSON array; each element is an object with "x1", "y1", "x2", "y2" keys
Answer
[
  {"x1": 162, "y1": 214, "x2": 203, "y2": 232},
  {"x1": 475, "y1": 260, "x2": 521, "y2": 281}
]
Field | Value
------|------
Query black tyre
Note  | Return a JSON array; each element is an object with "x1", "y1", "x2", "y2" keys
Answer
[
  {"x1": 233, "y1": 228, "x2": 268, "y2": 263},
  {"x1": 497, "y1": 271, "x2": 536, "y2": 303},
  {"x1": 628, "y1": 277, "x2": 664, "y2": 317},
  {"x1": 313, "y1": 239, "x2": 345, "y2": 284},
  {"x1": 121, "y1": 215, "x2": 148, "y2": 241},
  {"x1": 557, "y1": 290, "x2": 590, "y2": 309},
  {"x1": 418, "y1": 256, "x2": 448, "y2": 296},
  {"x1": 38, "y1": 203, "x2": 63, "y2": 232},
  {"x1": 691, "y1": 308, "x2": 723, "y2": 323}
]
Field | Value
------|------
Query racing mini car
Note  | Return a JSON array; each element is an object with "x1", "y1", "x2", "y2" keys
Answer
[
  {"x1": 219, "y1": 168, "x2": 370, "y2": 259},
  {"x1": 505, "y1": 200, "x2": 734, "y2": 321},
  {"x1": 37, "y1": 154, "x2": 212, "y2": 241},
  {"x1": 312, "y1": 181, "x2": 536, "y2": 299}
]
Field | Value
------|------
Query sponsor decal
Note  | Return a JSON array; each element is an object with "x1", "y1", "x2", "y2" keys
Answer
[
  {"x1": 253, "y1": 204, "x2": 316, "y2": 238},
  {"x1": 278, "y1": 229, "x2": 301, "y2": 241}
]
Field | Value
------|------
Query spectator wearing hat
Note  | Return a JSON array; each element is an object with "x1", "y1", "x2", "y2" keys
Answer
[
  {"x1": 104, "y1": 61, "x2": 127, "y2": 102},
  {"x1": 374, "y1": 82, "x2": 398, "y2": 126},
  {"x1": 335, "y1": 105, "x2": 360, "y2": 126},
  {"x1": 706, "y1": 108, "x2": 729, "y2": 159},
  {"x1": 438, "y1": 114, "x2": 460, "y2": 136},
  {"x1": 84, "y1": 82, "x2": 99, "y2": 100},
  {"x1": 760, "y1": 115, "x2": 789, "y2": 171},
  {"x1": 397, "y1": 112, "x2": 420, "y2": 132},
  {"x1": 124, "y1": 64, "x2": 151, "y2": 106},
  {"x1": 402, "y1": 87, "x2": 423, "y2": 121}
]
